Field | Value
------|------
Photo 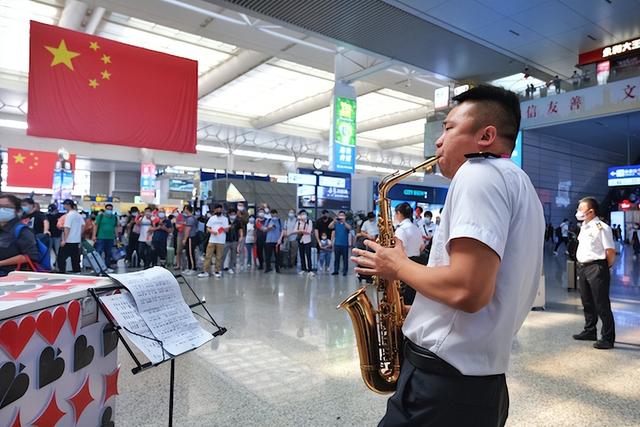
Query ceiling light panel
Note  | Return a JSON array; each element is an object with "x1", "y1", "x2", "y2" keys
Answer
[
  {"x1": 199, "y1": 60, "x2": 335, "y2": 118},
  {"x1": 99, "y1": 17, "x2": 234, "y2": 76},
  {"x1": 357, "y1": 92, "x2": 425, "y2": 122},
  {"x1": 358, "y1": 119, "x2": 426, "y2": 141},
  {"x1": 283, "y1": 107, "x2": 331, "y2": 130},
  {"x1": 376, "y1": 88, "x2": 430, "y2": 105},
  {"x1": 0, "y1": 0, "x2": 60, "y2": 73}
]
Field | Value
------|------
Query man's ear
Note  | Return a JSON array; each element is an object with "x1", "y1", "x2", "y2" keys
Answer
[{"x1": 477, "y1": 125, "x2": 498, "y2": 149}]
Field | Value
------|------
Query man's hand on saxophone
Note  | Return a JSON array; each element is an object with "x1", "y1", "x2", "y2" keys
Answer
[{"x1": 351, "y1": 239, "x2": 406, "y2": 281}]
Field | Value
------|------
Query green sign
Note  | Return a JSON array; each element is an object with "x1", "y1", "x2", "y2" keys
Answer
[{"x1": 334, "y1": 97, "x2": 356, "y2": 147}]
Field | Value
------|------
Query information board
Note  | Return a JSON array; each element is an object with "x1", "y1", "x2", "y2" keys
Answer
[{"x1": 608, "y1": 164, "x2": 640, "y2": 187}]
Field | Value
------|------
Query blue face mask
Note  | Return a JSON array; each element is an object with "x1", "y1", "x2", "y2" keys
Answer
[
  {"x1": 0, "y1": 208, "x2": 16, "y2": 223},
  {"x1": 105, "y1": 210, "x2": 113, "y2": 215},
  {"x1": 22, "y1": 206, "x2": 30, "y2": 214}
]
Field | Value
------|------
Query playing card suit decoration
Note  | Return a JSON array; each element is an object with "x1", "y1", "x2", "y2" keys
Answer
[
  {"x1": 0, "y1": 316, "x2": 36, "y2": 359},
  {"x1": 103, "y1": 366, "x2": 120, "y2": 404},
  {"x1": 67, "y1": 375, "x2": 94, "y2": 423},
  {"x1": 38, "y1": 347, "x2": 65, "y2": 389},
  {"x1": 67, "y1": 300, "x2": 81, "y2": 335},
  {"x1": 9, "y1": 409, "x2": 21, "y2": 427},
  {"x1": 36, "y1": 307, "x2": 66, "y2": 345},
  {"x1": 0, "y1": 362, "x2": 29, "y2": 409},
  {"x1": 73, "y1": 335, "x2": 94, "y2": 372},
  {"x1": 101, "y1": 406, "x2": 115, "y2": 427},
  {"x1": 102, "y1": 325, "x2": 118, "y2": 357},
  {"x1": 31, "y1": 391, "x2": 66, "y2": 427}
]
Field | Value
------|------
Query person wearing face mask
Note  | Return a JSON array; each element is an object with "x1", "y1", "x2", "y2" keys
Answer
[
  {"x1": 329, "y1": 211, "x2": 351, "y2": 276},
  {"x1": 181, "y1": 205, "x2": 199, "y2": 275},
  {"x1": 318, "y1": 232, "x2": 332, "y2": 272},
  {"x1": 244, "y1": 216, "x2": 256, "y2": 269},
  {"x1": 92, "y1": 203, "x2": 119, "y2": 272},
  {"x1": 394, "y1": 203, "x2": 425, "y2": 304},
  {"x1": 0, "y1": 194, "x2": 40, "y2": 276},
  {"x1": 21, "y1": 198, "x2": 50, "y2": 241},
  {"x1": 631, "y1": 223, "x2": 640, "y2": 259},
  {"x1": 352, "y1": 85, "x2": 544, "y2": 426},
  {"x1": 46, "y1": 203, "x2": 63, "y2": 263},
  {"x1": 125, "y1": 207, "x2": 141, "y2": 268},
  {"x1": 255, "y1": 209, "x2": 267, "y2": 270},
  {"x1": 135, "y1": 207, "x2": 154, "y2": 269},
  {"x1": 573, "y1": 197, "x2": 616, "y2": 350},
  {"x1": 295, "y1": 210, "x2": 314, "y2": 275},
  {"x1": 419, "y1": 211, "x2": 436, "y2": 257},
  {"x1": 263, "y1": 209, "x2": 283, "y2": 273},
  {"x1": 150, "y1": 210, "x2": 173, "y2": 267},
  {"x1": 58, "y1": 199, "x2": 85, "y2": 274},
  {"x1": 199, "y1": 204, "x2": 228, "y2": 278},
  {"x1": 357, "y1": 211, "x2": 378, "y2": 243},
  {"x1": 222, "y1": 208, "x2": 243, "y2": 274},
  {"x1": 284, "y1": 209, "x2": 299, "y2": 269},
  {"x1": 314, "y1": 209, "x2": 332, "y2": 246}
]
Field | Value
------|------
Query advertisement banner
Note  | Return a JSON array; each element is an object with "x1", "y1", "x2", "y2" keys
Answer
[
  {"x1": 331, "y1": 96, "x2": 357, "y2": 174},
  {"x1": 140, "y1": 163, "x2": 156, "y2": 201}
]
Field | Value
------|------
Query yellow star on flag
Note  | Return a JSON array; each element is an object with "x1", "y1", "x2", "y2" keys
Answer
[
  {"x1": 13, "y1": 153, "x2": 25, "y2": 164},
  {"x1": 101, "y1": 54, "x2": 111, "y2": 64},
  {"x1": 89, "y1": 78, "x2": 99, "y2": 89},
  {"x1": 45, "y1": 39, "x2": 80, "y2": 71},
  {"x1": 101, "y1": 70, "x2": 111, "y2": 80},
  {"x1": 89, "y1": 41, "x2": 100, "y2": 51}
]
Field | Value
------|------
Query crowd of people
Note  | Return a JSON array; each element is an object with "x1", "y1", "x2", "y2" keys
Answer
[{"x1": 0, "y1": 191, "x2": 447, "y2": 280}]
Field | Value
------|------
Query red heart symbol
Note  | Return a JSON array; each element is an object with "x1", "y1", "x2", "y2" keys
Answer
[
  {"x1": 0, "y1": 315, "x2": 36, "y2": 359},
  {"x1": 67, "y1": 300, "x2": 81, "y2": 335},
  {"x1": 36, "y1": 306, "x2": 66, "y2": 345}
]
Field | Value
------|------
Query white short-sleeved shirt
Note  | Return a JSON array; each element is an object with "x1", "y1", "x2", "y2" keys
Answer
[
  {"x1": 420, "y1": 221, "x2": 436, "y2": 240},
  {"x1": 394, "y1": 219, "x2": 422, "y2": 257},
  {"x1": 138, "y1": 217, "x2": 153, "y2": 243},
  {"x1": 360, "y1": 219, "x2": 378, "y2": 238},
  {"x1": 206, "y1": 215, "x2": 229, "y2": 244},
  {"x1": 576, "y1": 218, "x2": 615, "y2": 263},
  {"x1": 63, "y1": 210, "x2": 84, "y2": 244},
  {"x1": 403, "y1": 158, "x2": 545, "y2": 376}
]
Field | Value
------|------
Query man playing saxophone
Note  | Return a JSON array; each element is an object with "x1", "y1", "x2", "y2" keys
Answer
[{"x1": 352, "y1": 85, "x2": 544, "y2": 427}]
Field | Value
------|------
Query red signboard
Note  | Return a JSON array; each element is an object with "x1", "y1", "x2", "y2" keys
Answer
[{"x1": 579, "y1": 37, "x2": 640, "y2": 65}]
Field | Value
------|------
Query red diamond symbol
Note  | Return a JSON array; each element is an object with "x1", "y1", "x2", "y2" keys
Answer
[
  {"x1": 103, "y1": 365, "x2": 120, "y2": 404},
  {"x1": 67, "y1": 375, "x2": 95, "y2": 423},
  {"x1": 31, "y1": 391, "x2": 66, "y2": 427}
]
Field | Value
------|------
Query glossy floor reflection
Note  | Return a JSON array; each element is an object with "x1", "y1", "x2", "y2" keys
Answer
[{"x1": 116, "y1": 244, "x2": 640, "y2": 426}]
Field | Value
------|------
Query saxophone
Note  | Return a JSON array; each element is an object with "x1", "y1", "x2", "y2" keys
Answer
[{"x1": 338, "y1": 156, "x2": 439, "y2": 393}]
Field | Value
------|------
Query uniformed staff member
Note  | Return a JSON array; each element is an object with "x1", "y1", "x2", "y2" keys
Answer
[
  {"x1": 352, "y1": 85, "x2": 544, "y2": 427},
  {"x1": 572, "y1": 197, "x2": 616, "y2": 349}
]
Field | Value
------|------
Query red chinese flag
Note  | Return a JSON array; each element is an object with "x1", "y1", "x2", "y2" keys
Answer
[
  {"x1": 7, "y1": 148, "x2": 76, "y2": 188},
  {"x1": 27, "y1": 21, "x2": 197, "y2": 153}
]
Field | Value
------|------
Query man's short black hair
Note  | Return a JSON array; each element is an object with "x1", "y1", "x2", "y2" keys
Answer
[
  {"x1": 451, "y1": 84, "x2": 521, "y2": 151},
  {"x1": 395, "y1": 202, "x2": 413, "y2": 221},
  {"x1": 367, "y1": 211, "x2": 375, "y2": 219},
  {"x1": 213, "y1": 204, "x2": 223, "y2": 210},
  {"x1": 424, "y1": 210, "x2": 433, "y2": 218},
  {"x1": 105, "y1": 203, "x2": 113, "y2": 209},
  {"x1": 183, "y1": 204, "x2": 193, "y2": 213},
  {"x1": 322, "y1": 210, "x2": 329, "y2": 214},
  {"x1": 228, "y1": 208, "x2": 237, "y2": 214},
  {"x1": 579, "y1": 197, "x2": 600, "y2": 215}
]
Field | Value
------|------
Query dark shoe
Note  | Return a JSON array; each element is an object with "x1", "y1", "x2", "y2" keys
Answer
[
  {"x1": 331, "y1": 272, "x2": 339, "y2": 275},
  {"x1": 264, "y1": 269, "x2": 272, "y2": 273},
  {"x1": 572, "y1": 330, "x2": 597, "y2": 341},
  {"x1": 275, "y1": 270, "x2": 281, "y2": 274},
  {"x1": 593, "y1": 340, "x2": 614, "y2": 350},
  {"x1": 342, "y1": 273, "x2": 347, "y2": 276}
]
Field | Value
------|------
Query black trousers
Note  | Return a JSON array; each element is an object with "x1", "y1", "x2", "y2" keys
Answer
[
  {"x1": 298, "y1": 242, "x2": 312, "y2": 271},
  {"x1": 185, "y1": 235, "x2": 199, "y2": 271},
  {"x1": 256, "y1": 236, "x2": 266, "y2": 269},
  {"x1": 57, "y1": 243, "x2": 81, "y2": 273},
  {"x1": 126, "y1": 232, "x2": 140, "y2": 266},
  {"x1": 577, "y1": 260, "x2": 616, "y2": 343},
  {"x1": 379, "y1": 342, "x2": 509, "y2": 427},
  {"x1": 554, "y1": 236, "x2": 567, "y2": 252},
  {"x1": 264, "y1": 243, "x2": 280, "y2": 272}
]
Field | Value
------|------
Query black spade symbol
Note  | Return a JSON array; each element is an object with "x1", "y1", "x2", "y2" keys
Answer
[
  {"x1": 38, "y1": 347, "x2": 65, "y2": 389},
  {"x1": 101, "y1": 406, "x2": 115, "y2": 427},
  {"x1": 73, "y1": 335, "x2": 94, "y2": 372},
  {"x1": 102, "y1": 325, "x2": 118, "y2": 357},
  {"x1": 0, "y1": 362, "x2": 29, "y2": 409}
]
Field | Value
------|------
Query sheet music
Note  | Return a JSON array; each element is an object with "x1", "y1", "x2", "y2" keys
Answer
[
  {"x1": 110, "y1": 267, "x2": 213, "y2": 356},
  {"x1": 100, "y1": 292, "x2": 169, "y2": 364}
]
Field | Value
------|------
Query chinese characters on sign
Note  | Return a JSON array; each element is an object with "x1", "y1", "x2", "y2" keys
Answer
[
  {"x1": 608, "y1": 165, "x2": 640, "y2": 187},
  {"x1": 140, "y1": 163, "x2": 156, "y2": 201},
  {"x1": 603, "y1": 38, "x2": 640, "y2": 58},
  {"x1": 331, "y1": 96, "x2": 356, "y2": 174}
]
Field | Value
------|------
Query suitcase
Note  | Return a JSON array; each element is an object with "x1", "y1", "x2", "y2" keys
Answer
[{"x1": 82, "y1": 241, "x2": 108, "y2": 275}]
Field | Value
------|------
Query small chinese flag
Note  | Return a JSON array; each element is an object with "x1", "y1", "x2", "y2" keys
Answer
[
  {"x1": 7, "y1": 148, "x2": 76, "y2": 189},
  {"x1": 28, "y1": 21, "x2": 197, "y2": 153}
]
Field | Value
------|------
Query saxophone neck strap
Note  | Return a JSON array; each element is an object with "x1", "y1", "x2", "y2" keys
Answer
[{"x1": 464, "y1": 152, "x2": 510, "y2": 159}]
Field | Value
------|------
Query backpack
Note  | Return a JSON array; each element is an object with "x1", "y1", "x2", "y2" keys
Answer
[{"x1": 14, "y1": 224, "x2": 52, "y2": 272}]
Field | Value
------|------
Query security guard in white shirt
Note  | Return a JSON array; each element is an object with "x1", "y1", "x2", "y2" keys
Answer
[
  {"x1": 573, "y1": 197, "x2": 616, "y2": 349},
  {"x1": 352, "y1": 85, "x2": 544, "y2": 427},
  {"x1": 419, "y1": 210, "x2": 437, "y2": 255}
]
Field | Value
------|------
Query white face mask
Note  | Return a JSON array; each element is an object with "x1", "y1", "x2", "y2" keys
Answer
[
  {"x1": 264, "y1": 208, "x2": 270, "y2": 214},
  {"x1": 575, "y1": 210, "x2": 586, "y2": 221},
  {"x1": 229, "y1": 215, "x2": 237, "y2": 221}
]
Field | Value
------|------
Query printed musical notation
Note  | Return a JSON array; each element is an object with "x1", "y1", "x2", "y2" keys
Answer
[
  {"x1": 109, "y1": 267, "x2": 213, "y2": 358},
  {"x1": 100, "y1": 292, "x2": 169, "y2": 364}
]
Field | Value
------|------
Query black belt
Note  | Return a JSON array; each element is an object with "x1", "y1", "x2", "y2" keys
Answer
[
  {"x1": 404, "y1": 340, "x2": 505, "y2": 379},
  {"x1": 577, "y1": 259, "x2": 607, "y2": 267}
]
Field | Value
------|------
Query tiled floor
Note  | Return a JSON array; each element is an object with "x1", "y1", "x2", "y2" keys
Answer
[{"x1": 115, "y1": 243, "x2": 640, "y2": 426}]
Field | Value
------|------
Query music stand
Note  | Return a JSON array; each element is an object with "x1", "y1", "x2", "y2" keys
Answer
[{"x1": 89, "y1": 273, "x2": 226, "y2": 427}]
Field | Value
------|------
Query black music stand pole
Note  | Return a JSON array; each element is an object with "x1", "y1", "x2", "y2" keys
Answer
[{"x1": 169, "y1": 358, "x2": 175, "y2": 427}]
